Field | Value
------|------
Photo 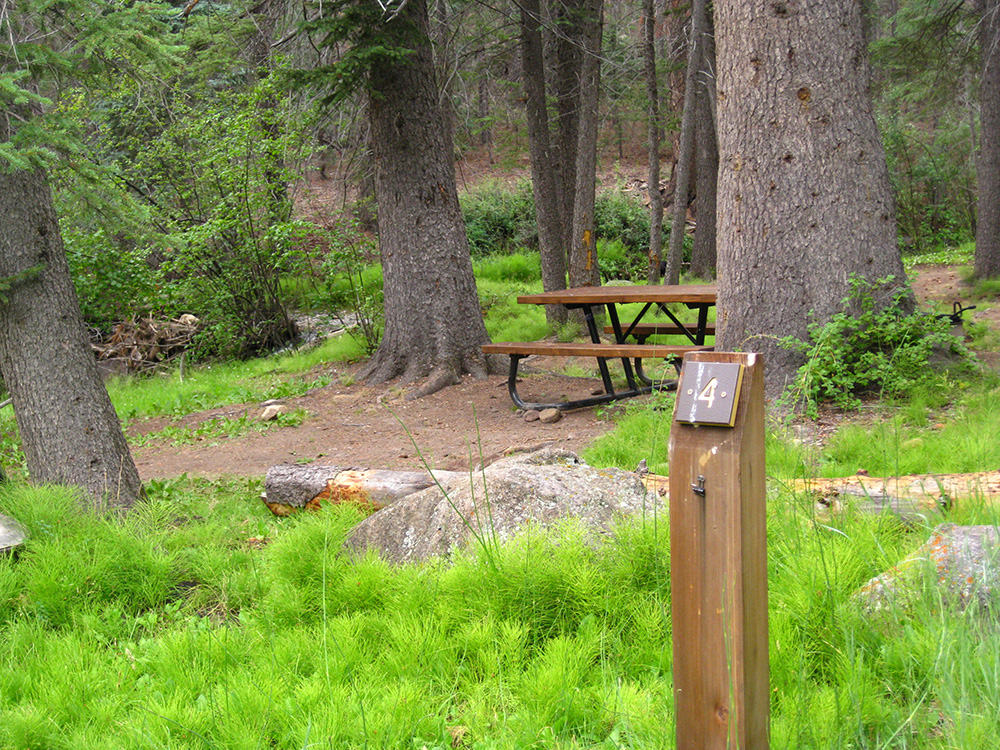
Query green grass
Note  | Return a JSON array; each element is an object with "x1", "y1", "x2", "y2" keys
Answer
[
  {"x1": 108, "y1": 335, "x2": 364, "y2": 421},
  {"x1": 4, "y1": 255, "x2": 1000, "y2": 747},
  {"x1": 4, "y1": 458, "x2": 1000, "y2": 747}
]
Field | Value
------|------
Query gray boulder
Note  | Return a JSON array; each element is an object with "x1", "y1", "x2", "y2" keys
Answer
[
  {"x1": 1, "y1": 513, "x2": 26, "y2": 556},
  {"x1": 857, "y1": 523, "x2": 1000, "y2": 614},
  {"x1": 343, "y1": 448, "x2": 662, "y2": 564}
]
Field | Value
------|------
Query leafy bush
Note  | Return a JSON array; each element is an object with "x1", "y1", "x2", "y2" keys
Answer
[
  {"x1": 63, "y1": 228, "x2": 166, "y2": 331},
  {"x1": 783, "y1": 276, "x2": 977, "y2": 411},
  {"x1": 460, "y1": 180, "x2": 537, "y2": 256},
  {"x1": 597, "y1": 238, "x2": 645, "y2": 281},
  {"x1": 594, "y1": 189, "x2": 651, "y2": 257},
  {"x1": 66, "y1": 71, "x2": 313, "y2": 359},
  {"x1": 318, "y1": 220, "x2": 384, "y2": 353}
]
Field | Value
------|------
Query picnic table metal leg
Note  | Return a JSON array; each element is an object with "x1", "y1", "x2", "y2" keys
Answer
[
  {"x1": 503, "y1": 353, "x2": 657, "y2": 411},
  {"x1": 581, "y1": 305, "x2": 617, "y2": 395},
  {"x1": 605, "y1": 304, "x2": 641, "y2": 392}
]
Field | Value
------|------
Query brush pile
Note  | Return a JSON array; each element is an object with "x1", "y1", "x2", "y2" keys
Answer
[{"x1": 92, "y1": 314, "x2": 199, "y2": 375}]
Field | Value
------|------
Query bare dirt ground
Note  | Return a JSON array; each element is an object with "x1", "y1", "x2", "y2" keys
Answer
[
  {"x1": 131, "y1": 363, "x2": 624, "y2": 480},
  {"x1": 130, "y1": 262, "x2": 993, "y2": 481}
]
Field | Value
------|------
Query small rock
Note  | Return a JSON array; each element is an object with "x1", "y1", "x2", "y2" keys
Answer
[
  {"x1": 260, "y1": 404, "x2": 288, "y2": 421},
  {"x1": 262, "y1": 399, "x2": 284, "y2": 407},
  {"x1": 523, "y1": 410, "x2": 540, "y2": 422},
  {"x1": 539, "y1": 408, "x2": 562, "y2": 424}
]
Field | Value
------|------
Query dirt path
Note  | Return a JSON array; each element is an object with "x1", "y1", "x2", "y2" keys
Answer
[
  {"x1": 131, "y1": 363, "x2": 623, "y2": 480},
  {"x1": 130, "y1": 264, "x2": 993, "y2": 480}
]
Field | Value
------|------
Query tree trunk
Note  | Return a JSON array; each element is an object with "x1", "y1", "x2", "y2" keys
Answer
[
  {"x1": 521, "y1": 0, "x2": 569, "y2": 328},
  {"x1": 644, "y1": 0, "x2": 664, "y2": 284},
  {"x1": 550, "y1": 0, "x2": 585, "y2": 260},
  {"x1": 663, "y1": 0, "x2": 709, "y2": 285},
  {"x1": 974, "y1": 0, "x2": 1000, "y2": 278},
  {"x1": 0, "y1": 167, "x2": 145, "y2": 512},
  {"x1": 688, "y1": 27, "x2": 718, "y2": 280},
  {"x1": 361, "y1": 0, "x2": 497, "y2": 396},
  {"x1": 568, "y1": 0, "x2": 603, "y2": 292},
  {"x1": 714, "y1": 0, "x2": 907, "y2": 398}
]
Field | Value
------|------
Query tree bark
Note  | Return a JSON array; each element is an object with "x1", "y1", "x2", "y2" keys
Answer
[
  {"x1": 551, "y1": 0, "x2": 585, "y2": 259},
  {"x1": 714, "y1": 0, "x2": 907, "y2": 398},
  {"x1": 521, "y1": 0, "x2": 569, "y2": 328},
  {"x1": 643, "y1": 0, "x2": 664, "y2": 284},
  {"x1": 974, "y1": 0, "x2": 1000, "y2": 278},
  {"x1": 568, "y1": 0, "x2": 604, "y2": 292},
  {"x1": 663, "y1": 0, "x2": 709, "y2": 285},
  {"x1": 361, "y1": 0, "x2": 498, "y2": 396},
  {"x1": 688, "y1": 27, "x2": 718, "y2": 280},
  {"x1": 0, "y1": 167, "x2": 145, "y2": 512}
]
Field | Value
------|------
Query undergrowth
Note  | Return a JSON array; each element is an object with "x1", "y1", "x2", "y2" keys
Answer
[{"x1": 781, "y1": 276, "x2": 978, "y2": 414}]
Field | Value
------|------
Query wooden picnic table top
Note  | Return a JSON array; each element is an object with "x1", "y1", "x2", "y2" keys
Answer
[{"x1": 517, "y1": 284, "x2": 717, "y2": 306}]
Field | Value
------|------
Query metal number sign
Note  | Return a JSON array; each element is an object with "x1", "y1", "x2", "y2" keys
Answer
[{"x1": 674, "y1": 361, "x2": 745, "y2": 427}]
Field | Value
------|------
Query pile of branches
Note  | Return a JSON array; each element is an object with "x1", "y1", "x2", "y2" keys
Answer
[{"x1": 92, "y1": 315, "x2": 199, "y2": 375}]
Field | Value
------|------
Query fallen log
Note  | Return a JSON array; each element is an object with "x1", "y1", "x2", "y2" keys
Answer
[
  {"x1": 792, "y1": 471, "x2": 1000, "y2": 524},
  {"x1": 262, "y1": 464, "x2": 466, "y2": 516}
]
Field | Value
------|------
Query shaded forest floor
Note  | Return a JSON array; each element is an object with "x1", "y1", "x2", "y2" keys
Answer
[{"x1": 130, "y1": 263, "x2": 992, "y2": 481}]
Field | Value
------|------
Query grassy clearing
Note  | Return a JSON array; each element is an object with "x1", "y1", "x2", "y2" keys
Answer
[{"x1": 3, "y1": 253, "x2": 1000, "y2": 747}]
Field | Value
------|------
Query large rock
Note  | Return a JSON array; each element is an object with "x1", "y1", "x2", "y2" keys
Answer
[
  {"x1": 343, "y1": 448, "x2": 662, "y2": 564},
  {"x1": 857, "y1": 524, "x2": 1000, "y2": 614},
  {"x1": 1, "y1": 513, "x2": 26, "y2": 556}
]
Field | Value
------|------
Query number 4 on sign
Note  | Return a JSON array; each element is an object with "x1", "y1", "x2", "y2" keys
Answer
[
  {"x1": 675, "y1": 362, "x2": 745, "y2": 427},
  {"x1": 698, "y1": 377, "x2": 719, "y2": 409}
]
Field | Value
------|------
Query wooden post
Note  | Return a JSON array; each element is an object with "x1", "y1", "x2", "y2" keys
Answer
[{"x1": 669, "y1": 351, "x2": 769, "y2": 749}]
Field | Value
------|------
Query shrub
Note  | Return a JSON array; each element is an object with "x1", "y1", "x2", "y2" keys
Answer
[
  {"x1": 318, "y1": 221, "x2": 384, "y2": 354},
  {"x1": 460, "y1": 180, "x2": 537, "y2": 256},
  {"x1": 594, "y1": 189, "x2": 651, "y2": 257},
  {"x1": 782, "y1": 276, "x2": 977, "y2": 412}
]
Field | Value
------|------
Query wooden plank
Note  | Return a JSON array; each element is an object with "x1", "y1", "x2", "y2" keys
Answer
[
  {"x1": 517, "y1": 284, "x2": 717, "y2": 306},
  {"x1": 481, "y1": 341, "x2": 711, "y2": 358},
  {"x1": 669, "y1": 351, "x2": 769, "y2": 750},
  {"x1": 606, "y1": 323, "x2": 717, "y2": 337}
]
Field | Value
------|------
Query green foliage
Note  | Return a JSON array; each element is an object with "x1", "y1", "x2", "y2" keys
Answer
[
  {"x1": 460, "y1": 180, "x2": 537, "y2": 256},
  {"x1": 292, "y1": 0, "x2": 420, "y2": 104},
  {"x1": 782, "y1": 276, "x2": 977, "y2": 412},
  {"x1": 597, "y1": 238, "x2": 645, "y2": 281},
  {"x1": 316, "y1": 221, "x2": 384, "y2": 353},
  {"x1": 4, "y1": 455, "x2": 1000, "y2": 748},
  {"x1": 871, "y1": 2, "x2": 980, "y2": 253},
  {"x1": 63, "y1": 229, "x2": 162, "y2": 327},
  {"x1": 593, "y1": 188, "x2": 652, "y2": 259}
]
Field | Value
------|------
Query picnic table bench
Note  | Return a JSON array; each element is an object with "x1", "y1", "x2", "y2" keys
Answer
[{"x1": 482, "y1": 284, "x2": 717, "y2": 411}]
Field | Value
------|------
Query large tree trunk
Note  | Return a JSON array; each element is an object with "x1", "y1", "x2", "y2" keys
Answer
[
  {"x1": 714, "y1": 0, "x2": 906, "y2": 398},
  {"x1": 974, "y1": 0, "x2": 1000, "y2": 278},
  {"x1": 568, "y1": 0, "x2": 603, "y2": 292},
  {"x1": 551, "y1": 0, "x2": 585, "y2": 260},
  {"x1": 0, "y1": 167, "x2": 145, "y2": 512},
  {"x1": 521, "y1": 0, "x2": 569, "y2": 328},
  {"x1": 643, "y1": 0, "x2": 664, "y2": 284},
  {"x1": 361, "y1": 0, "x2": 497, "y2": 396}
]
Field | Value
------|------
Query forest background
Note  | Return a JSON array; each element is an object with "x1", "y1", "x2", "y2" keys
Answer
[{"x1": 2, "y1": 0, "x2": 989, "y2": 361}]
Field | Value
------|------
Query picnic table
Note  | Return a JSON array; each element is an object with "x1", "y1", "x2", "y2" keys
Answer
[{"x1": 482, "y1": 284, "x2": 717, "y2": 411}]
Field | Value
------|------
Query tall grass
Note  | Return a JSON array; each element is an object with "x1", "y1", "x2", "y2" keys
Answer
[
  {"x1": 3, "y1": 253, "x2": 1000, "y2": 747},
  {"x1": 4, "y1": 461, "x2": 1000, "y2": 747}
]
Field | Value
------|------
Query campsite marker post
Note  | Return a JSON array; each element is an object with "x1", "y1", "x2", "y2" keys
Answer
[{"x1": 668, "y1": 351, "x2": 769, "y2": 749}]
